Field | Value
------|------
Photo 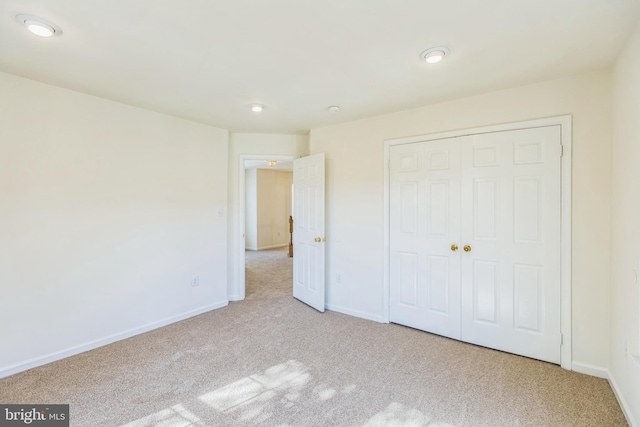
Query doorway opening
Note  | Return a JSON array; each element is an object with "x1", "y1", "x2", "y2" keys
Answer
[{"x1": 238, "y1": 155, "x2": 295, "y2": 300}]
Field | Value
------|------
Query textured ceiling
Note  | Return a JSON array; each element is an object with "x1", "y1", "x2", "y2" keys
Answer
[{"x1": 1, "y1": 0, "x2": 639, "y2": 133}]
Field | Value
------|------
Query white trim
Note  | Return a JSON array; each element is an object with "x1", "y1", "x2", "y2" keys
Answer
[
  {"x1": 571, "y1": 366, "x2": 639, "y2": 426},
  {"x1": 571, "y1": 362, "x2": 608, "y2": 379},
  {"x1": 382, "y1": 143, "x2": 391, "y2": 324},
  {"x1": 0, "y1": 301, "x2": 228, "y2": 379},
  {"x1": 559, "y1": 116, "x2": 573, "y2": 370},
  {"x1": 383, "y1": 115, "x2": 573, "y2": 369},
  {"x1": 608, "y1": 371, "x2": 639, "y2": 427},
  {"x1": 237, "y1": 154, "x2": 296, "y2": 301},
  {"x1": 228, "y1": 294, "x2": 243, "y2": 302},
  {"x1": 246, "y1": 244, "x2": 288, "y2": 251},
  {"x1": 385, "y1": 116, "x2": 571, "y2": 146},
  {"x1": 326, "y1": 304, "x2": 385, "y2": 323}
]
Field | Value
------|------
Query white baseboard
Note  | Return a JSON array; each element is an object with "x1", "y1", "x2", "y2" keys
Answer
[
  {"x1": 571, "y1": 364, "x2": 638, "y2": 426},
  {"x1": 246, "y1": 244, "x2": 287, "y2": 251},
  {"x1": 258, "y1": 244, "x2": 288, "y2": 250},
  {"x1": 572, "y1": 361, "x2": 608, "y2": 379},
  {"x1": 608, "y1": 370, "x2": 638, "y2": 427},
  {"x1": 228, "y1": 294, "x2": 244, "y2": 302},
  {"x1": 325, "y1": 304, "x2": 385, "y2": 323},
  {"x1": 0, "y1": 300, "x2": 228, "y2": 379}
]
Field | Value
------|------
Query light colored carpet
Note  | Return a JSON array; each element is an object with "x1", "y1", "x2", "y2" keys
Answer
[
  {"x1": 245, "y1": 247, "x2": 292, "y2": 300},
  {"x1": 0, "y1": 247, "x2": 627, "y2": 426}
]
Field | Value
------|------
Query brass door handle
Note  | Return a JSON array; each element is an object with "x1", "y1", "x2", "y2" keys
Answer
[
  {"x1": 451, "y1": 244, "x2": 458, "y2": 252},
  {"x1": 314, "y1": 237, "x2": 322, "y2": 243},
  {"x1": 463, "y1": 245, "x2": 472, "y2": 252}
]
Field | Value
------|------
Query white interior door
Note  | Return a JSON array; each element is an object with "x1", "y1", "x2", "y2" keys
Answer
[
  {"x1": 389, "y1": 138, "x2": 462, "y2": 339},
  {"x1": 293, "y1": 153, "x2": 325, "y2": 312},
  {"x1": 459, "y1": 126, "x2": 562, "y2": 364},
  {"x1": 389, "y1": 126, "x2": 562, "y2": 364}
]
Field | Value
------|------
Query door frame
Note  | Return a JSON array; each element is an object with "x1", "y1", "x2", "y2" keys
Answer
[
  {"x1": 383, "y1": 115, "x2": 573, "y2": 370},
  {"x1": 237, "y1": 154, "x2": 296, "y2": 300}
]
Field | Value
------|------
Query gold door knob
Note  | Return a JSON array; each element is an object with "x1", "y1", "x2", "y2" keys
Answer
[
  {"x1": 463, "y1": 245, "x2": 472, "y2": 252},
  {"x1": 451, "y1": 244, "x2": 458, "y2": 252},
  {"x1": 314, "y1": 237, "x2": 321, "y2": 243}
]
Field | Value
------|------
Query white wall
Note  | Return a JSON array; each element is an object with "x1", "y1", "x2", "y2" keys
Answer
[
  {"x1": 610, "y1": 18, "x2": 640, "y2": 426},
  {"x1": 245, "y1": 169, "x2": 258, "y2": 250},
  {"x1": 0, "y1": 72, "x2": 229, "y2": 377},
  {"x1": 309, "y1": 69, "x2": 612, "y2": 370},
  {"x1": 227, "y1": 133, "x2": 309, "y2": 299},
  {"x1": 255, "y1": 169, "x2": 293, "y2": 250}
]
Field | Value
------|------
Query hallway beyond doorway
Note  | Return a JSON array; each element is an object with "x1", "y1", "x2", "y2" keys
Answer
[{"x1": 245, "y1": 247, "x2": 292, "y2": 300}]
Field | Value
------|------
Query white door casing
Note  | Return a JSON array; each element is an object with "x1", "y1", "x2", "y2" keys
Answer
[
  {"x1": 293, "y1": 153, "x2": 326, "y2": 312},
  {"x1": 389, "y1": 125, "x2": 563, "y2": 365}
]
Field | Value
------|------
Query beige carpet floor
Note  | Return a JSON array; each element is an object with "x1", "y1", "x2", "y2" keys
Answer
[{"x1": 0, "y1": 247, "x2": 627, "y2": 426}]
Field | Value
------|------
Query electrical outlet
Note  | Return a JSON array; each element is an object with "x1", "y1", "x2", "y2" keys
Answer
[{"x1": 192, "y1": 275, "x2": 200, "y2": 287}]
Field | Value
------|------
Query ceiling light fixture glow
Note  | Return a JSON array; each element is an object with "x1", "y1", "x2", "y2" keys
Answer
[
  {"x1": 420, "y1": 46, "x2": 450, "y2": 64},
  {"x1": 425, "y1": 51, "x2": 444, "y2": 63},
  {"x1": 26, "y1": 22, "x2": 54, "y2": 37},
  {"x1": 328, "y1": 105, "x2": 341, "y2": 113},
  {"x1": 16, "y1": 14, "x2": 62, "y2": 37},
  {"x1": 250, "y1": 104, "x2": 265, "y2": 113}
]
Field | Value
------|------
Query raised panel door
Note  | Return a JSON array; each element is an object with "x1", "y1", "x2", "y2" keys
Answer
[
  {"x1": 459, "y1": 126, "x2": 561, "y2": 364},
  {"x1": 389, "y1": 139, "x2": 461, "y2": 339},
  {"x1": 293, "y1": 153, "x2": 325, "y2": 312}
]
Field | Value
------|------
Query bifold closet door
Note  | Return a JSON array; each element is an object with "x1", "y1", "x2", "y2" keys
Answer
[
  {"x1": 459, "y1": 126, "x2": 562, "y2": 364},
  {"x1": 389, "y1": 138, "x2": 462, "y2": 340}
]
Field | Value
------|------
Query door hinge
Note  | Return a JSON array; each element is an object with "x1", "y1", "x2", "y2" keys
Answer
[
  {"x1": 560, "y1": 333, "x2": 564, "y2": 345},
  {"x1": 560, "y1": 144, "x2": 564, "y2": 157}
]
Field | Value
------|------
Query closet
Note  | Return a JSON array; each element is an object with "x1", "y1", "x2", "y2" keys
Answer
[{"x1": 389, "y1": 125, "x2": 562, "y2": 364}]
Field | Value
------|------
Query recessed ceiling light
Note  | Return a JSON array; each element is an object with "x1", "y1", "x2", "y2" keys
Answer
[
  {"x1": 328, "y1": 105, "x2": 341, "y2": 113},
  {"x1": 250, "y1": 104, "x2": 265, "y2": 113},
  {"x1": 420, "y1": 47, "x2": 450, "y2": 64},
  {"x1": 16, "y1": 14, "x2": 62, "y2": 37}
]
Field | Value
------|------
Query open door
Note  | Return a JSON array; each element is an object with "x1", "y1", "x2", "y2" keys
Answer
[{"x1": 292, "y1": 153, "x2": 325, "y2": 312}]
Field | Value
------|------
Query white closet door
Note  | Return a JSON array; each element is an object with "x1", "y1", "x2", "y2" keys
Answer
[
  {"x1": 389, "y1": 125, "x2": 562, "y2": 365},
  {"x1": 459, "y1": 126, "x2": 562, "y2": 364},
  {"x1": 389, "y1": 138, "x2": 462, "y2": 339}
]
